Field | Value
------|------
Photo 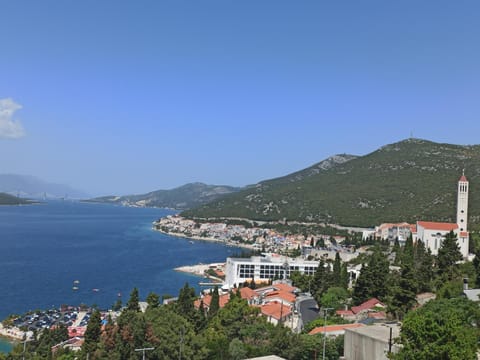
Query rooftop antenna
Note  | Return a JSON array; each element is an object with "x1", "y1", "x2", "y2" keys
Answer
[{"x1": 410, "y1": 131, "x2": 414, "y2": 139}]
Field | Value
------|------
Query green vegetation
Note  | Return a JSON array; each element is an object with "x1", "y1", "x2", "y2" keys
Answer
[
  {"x1": 183, "y1": 139, "x2": 480, "y2": 228},
  {"x1": 0, "y1": 192, "x2": 31, "y2": 205},
  {"x1": 392, "y1": 298, "x2": 480, "y2": 360},
  {"x1": 87, "y1": 183, "x2": 240, "y2": 210}
]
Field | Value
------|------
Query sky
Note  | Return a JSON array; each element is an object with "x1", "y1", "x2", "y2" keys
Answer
[{"x1": 1, "y1": 1, "x2": 480, "y2": 196}]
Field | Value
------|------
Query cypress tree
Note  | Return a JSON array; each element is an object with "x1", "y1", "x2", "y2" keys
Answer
[{"x1": 209, "y1": 286, "x2": 220, "y2": 316}]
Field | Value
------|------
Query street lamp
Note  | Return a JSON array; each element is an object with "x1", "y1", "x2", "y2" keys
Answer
[
  {"x1": 321, "y1": 307, "x2": 333, "y2": 360},
  {"x1": 135, "y1": 347, "x2": 154, "y2": 360}
]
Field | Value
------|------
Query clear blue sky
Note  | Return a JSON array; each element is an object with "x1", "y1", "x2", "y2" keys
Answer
[{"x1": 1, "y1": 1, "x2": 479, "y2": 196}]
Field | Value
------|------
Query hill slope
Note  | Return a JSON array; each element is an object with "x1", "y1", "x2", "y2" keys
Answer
[
  {"x1": 87, "y1": 183, "x2": 240, "y2": 210},
  {"x1": 0, "y1": 192, "x2": 32, "y2": 205},
  {"x1": 183, "y1": 139, "x2": 480, "y2": 228}
]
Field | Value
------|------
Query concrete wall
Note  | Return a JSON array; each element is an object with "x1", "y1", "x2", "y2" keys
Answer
[{"x1": 343, "y1": 325, "x2": 401, "y2": 360}]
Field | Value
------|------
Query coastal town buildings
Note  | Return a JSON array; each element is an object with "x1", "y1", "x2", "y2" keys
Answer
[{"x1": 413, "y1": 173, "x2": 470, "y2": 258}]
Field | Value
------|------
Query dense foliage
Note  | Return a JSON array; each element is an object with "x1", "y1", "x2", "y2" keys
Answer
[{"x1": 183, "y1": 139, "x2": 480, "y2": 228}]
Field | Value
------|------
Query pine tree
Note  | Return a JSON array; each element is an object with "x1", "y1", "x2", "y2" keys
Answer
[
  {"x1": 126, "y1": 287, "x2": 140, "y2": 312},
  {"x1": 437, "y1": 231, "x2": 463, "y2": 282},
  {"x1": 83, "y1": 309, "x2": 102, "y2": 356},
  {"x1": 353, "y1": 248, "x2": 390, "y2": 304},
  {"x1": 146, "y1": 291, "x2": 160, "y2": 309},
  {"x1": 176, "y1": 282, "x2": 196, "y2": 319}
]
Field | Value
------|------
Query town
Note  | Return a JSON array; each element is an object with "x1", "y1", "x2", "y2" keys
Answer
[{"x1": 2, "y1": 173, "x2": 478, "y2": 360}]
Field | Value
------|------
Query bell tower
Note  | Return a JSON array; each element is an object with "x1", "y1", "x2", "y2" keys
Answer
[{"x1": 457, "y1": 170, "x2": 469, "y2": 232}]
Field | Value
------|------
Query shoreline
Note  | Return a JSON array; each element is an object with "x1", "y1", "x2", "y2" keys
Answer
[
  {"x1": 0, "y1": 323, "x2": 28, "y2": 342},
  {"x1": 153, "y1": 228, "x2": 256, "y2": 250}
]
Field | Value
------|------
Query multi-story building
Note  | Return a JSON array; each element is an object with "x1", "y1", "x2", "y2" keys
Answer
[{"x1": 224, "y1": 254, "x2": 319, "y2": 288}]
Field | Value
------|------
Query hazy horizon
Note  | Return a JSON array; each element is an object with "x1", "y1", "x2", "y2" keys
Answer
[{"x1": 2, "y1": 1, "x2": 480, "y2": 195}]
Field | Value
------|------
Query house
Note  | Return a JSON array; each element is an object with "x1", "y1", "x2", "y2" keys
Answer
[
  {"x1": 260, "y1": 301, "x2": 292, "y2": 325},
  {"x1": 51, "y1": 337, "x2": 84, "y2": 354},
  {"x1": 194, "y1": 293, "x2": 230, "y2": 311},
  {"x1": 336, "y1": 298, "x2": 386, "y2": 321}
]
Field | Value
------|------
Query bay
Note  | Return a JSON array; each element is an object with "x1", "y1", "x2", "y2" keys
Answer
[{"x1": 0, "y1": 201, "x2": 241, "y2": 352}]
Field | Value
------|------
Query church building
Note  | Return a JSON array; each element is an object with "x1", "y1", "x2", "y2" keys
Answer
[{"x1": 413, "y1": 172, "x2": 470, "y2": 258}]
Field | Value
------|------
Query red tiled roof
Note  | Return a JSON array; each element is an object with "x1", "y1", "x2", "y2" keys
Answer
[
  {"x1": 351, "y1": 298, "x2": 385, "y2": 314},
  {"x1": 261, "y1": 301, "x2": 292, "y2": 321},
  {"x1": 194, "y1": 293, "x2": 230, "y2": 309},
  {"x1": 309, "y1": 323, "x2": 364, "y2": 335},
  {"x1": 239, "y1": 287, "x2": 257, "y2": 300},
  {"x1": 417, "y1": 221, "x2": 458, "y2": 231},
  {"x1": 336, "y1": 310, "x2": 354, "y2": 316},
  {"x1": 68, "y1": 326, "x2": 86, "y2": 338},
  {"x1": 264, "y1": 290, "x2": 296, "y2": 304},
  {"x1": 272, "y1": 283, "x2": 297, "y2": 293},
  {"x1": 368, "y1": 311, "x2": 387, "y2": 319}
]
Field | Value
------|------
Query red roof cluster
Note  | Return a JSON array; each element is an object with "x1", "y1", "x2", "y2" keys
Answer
[{"x1": 260, "y1": 301, "x2": 292, "y2": 321}]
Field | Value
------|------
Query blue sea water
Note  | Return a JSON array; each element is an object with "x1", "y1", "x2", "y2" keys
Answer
[{"x1": 0, "y1": 201, "x2": 243, "y2": 353}]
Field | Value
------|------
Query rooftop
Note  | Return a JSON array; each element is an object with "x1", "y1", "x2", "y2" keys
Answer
[{"x1": 417, "y1": 221, "x2": 458, "y2": 231}]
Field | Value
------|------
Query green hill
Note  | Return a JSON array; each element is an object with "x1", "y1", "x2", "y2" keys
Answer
[
  {"x1": 87, "y1": 182, "x2": 240, "y2": 210},
  {"x1": 0, "y1": 192, "x2": 32, "y2": 205},
  {"x1": 182, "y1": 139, "x2": 480, "y2": 228}
]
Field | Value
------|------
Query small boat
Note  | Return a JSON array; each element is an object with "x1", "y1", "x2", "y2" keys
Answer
[
  {"x1": 189, "y1": 240, "x2": 194, "y2": 244},
  {"x1": 73, "y1": 280, "x2": 80, "y2": 284},
  {"x1": 117, "y1": 292, "x2": 122, "y2": 297},
  {"x1": 72, "y1": 286, "x2": 79, "y2": 291},
  {"x1": 92, "y1": 288, "x2": 100, "y2": 292}
]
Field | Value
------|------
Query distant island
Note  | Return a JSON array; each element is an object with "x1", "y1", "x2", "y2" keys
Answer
[{"x1": 0, "y1": 192, "x2": 34, "y2": 206}]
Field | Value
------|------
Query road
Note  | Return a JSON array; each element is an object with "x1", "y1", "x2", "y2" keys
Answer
[{"x1": 296, "y1": 295, "x2": 320, "y2": 331}]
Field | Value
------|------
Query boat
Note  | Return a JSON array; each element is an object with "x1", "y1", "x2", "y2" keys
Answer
[
  {"x1": 92, "y1": 288, "x2": 100, "y2": 292},
  {"x1": 72, "y1": 286, "x2": 79, "y2": 291},
  {"x1": 73, "y1": 280, "x2": 80, "y2": 284},
  {"x1": 189, "y1": 240, "x2": 194, "y2": 244}
]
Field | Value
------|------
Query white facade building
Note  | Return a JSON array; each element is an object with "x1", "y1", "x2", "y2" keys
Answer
[
  {"x1": 225, "y1": 254, "x2": 319, "y2": 288},
  {"x1": 414, "y1": 173, "x2": 470, "y2": 258}
]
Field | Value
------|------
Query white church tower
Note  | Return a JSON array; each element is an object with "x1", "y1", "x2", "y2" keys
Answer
[{"x1": 457, "y1": 170, "x2": 469, "y2": 258}]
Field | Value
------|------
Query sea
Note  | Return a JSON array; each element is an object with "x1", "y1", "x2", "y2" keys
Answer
[{"x1": 0, "y1": 200, "x2": 243, "y2": 353}]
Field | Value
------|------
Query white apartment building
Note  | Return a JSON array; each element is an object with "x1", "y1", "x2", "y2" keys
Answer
[{"x1": 225, "y1": 254, "x2": 319, "y2": 288}]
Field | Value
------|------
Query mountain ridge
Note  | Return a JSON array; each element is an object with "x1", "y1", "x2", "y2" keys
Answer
[
  {"x1": 87, "y1": 182, "x2": 240, "y2": 209},
  {"x1": 182, "y1": 138, "x2": 480, "y2": 229}
]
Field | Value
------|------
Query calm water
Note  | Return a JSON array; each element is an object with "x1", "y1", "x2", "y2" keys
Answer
[{"x1": 0, "y1": 201, "x2": 242, "y2": 353}]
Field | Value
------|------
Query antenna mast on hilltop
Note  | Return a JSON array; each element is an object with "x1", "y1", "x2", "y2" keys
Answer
[{"x1": 410, "y1": 131, "x2": 414, "y2": 139}]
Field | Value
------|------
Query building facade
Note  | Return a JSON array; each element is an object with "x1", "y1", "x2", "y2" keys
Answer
[
  {"x1": 414, "y1": 173, "x2": 470, "y2": 258},
  {"x1": 225, "y1": 254, "x2": 319, "y2": 288}
]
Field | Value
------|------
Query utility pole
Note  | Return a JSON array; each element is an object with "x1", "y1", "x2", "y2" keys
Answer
[
  {"x1": 321, "y1": 307, "x2": 333, "y2": 360},
  {"x1": 135, "y1": 347, "x2": 154, "y2": 360}
]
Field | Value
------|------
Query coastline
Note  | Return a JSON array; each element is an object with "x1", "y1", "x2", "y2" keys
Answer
[
  {"x1": 153, "y1": 228, "x2": 256, "y2": 250},
  {"x1": 0, "y1": 323, "x2": 27, "y2": 341}
]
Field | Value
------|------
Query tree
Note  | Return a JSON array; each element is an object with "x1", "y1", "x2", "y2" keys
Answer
[
  {"x1": 126, "y1": 287, "x2": 140, "y2": 312},
  {"x1": 209, "y1": 286, "x2": 220, "y2": 317},
  {"x1": 146, "y1": 291, "x2": 160, "y2": 309},
  {"x1": 393, "y1": 298, "x2": 480, "y2": 360},
  {"x1": 176, "y1": 282, "x2": 196, "y2": 319},
  {"x1": 83, "y1": 309, "x2": 102, "y2": 357},
  {"x1": 332, "y1": 252, "x2": 342, "y2": 285},
  {"x1": 352, "y1": 248, "x2": 390, "y2": 304},
  {"x1": 436, "y1": 231, "x2": 463, "y2": 282},
  {"x1": 320, "y1": 287, "x2": 349, "y2": 310}
]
